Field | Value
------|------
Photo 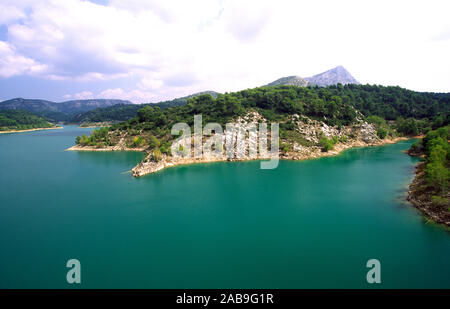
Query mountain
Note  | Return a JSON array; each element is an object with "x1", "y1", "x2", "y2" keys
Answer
[
  {"x1": 266, "y1": 76, "x2": 309, "y2": 87},
  {"x1": 266, "y1": 66, "x2": 360, "y2": 87},
  {"x1": 0, "y1": 98, "x2": 132, "y2": 122},
  {"x1": 70, "y1": 104, "x2": 142, "y2": 124},
  {"x1": 305, "y1": 66, "x2": 360, "y2": 86},
  {"x1": 54, "y1": 99, "x2": 133, "y2": 114},
  {"x1": 70, "y1": 91, "x2": 220, "y2": 124}
]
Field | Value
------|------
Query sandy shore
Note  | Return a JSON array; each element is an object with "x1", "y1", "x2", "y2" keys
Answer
[{"x1": 0, "y1": 126, "x2": 62, "y2": 134}]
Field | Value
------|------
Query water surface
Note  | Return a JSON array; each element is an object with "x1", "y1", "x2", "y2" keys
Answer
[{"x1": 0, "y1": 126, "x2": 449, "y2": 288}]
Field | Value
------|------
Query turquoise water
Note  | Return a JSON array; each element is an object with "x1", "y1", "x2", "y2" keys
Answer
[{"x1": 0, "y1": 126, "x2": 449, "y2": 288}]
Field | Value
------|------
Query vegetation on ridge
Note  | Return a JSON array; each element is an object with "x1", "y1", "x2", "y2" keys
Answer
[
  {"x1": 75, "y1": 84, "x2": 449, "y2": 156},
  {"x1": 0, "y1": 110, "x2": 57, "y2": 131}
]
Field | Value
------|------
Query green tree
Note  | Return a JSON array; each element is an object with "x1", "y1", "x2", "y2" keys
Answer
[
  {"x1": 148, "y1": 135, "x2": 160, "y2": 149},
  {"x1": 319, "y1": 136, "x2": 335, "y2": 152},
  {"x1": 152, "y1": 148, "x2": 162, "y2": 162}
]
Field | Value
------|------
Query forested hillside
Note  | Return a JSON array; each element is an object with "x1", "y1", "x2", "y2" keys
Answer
[
  {"x1": 0, "y1": 98, "x2": 132, "y2": 122},
  {"x1": 0, "y1": 110, "x2": 57, "y2": 131},
  {"x1": 75, "y1": 84, "x2": 449, "y2": 153}
]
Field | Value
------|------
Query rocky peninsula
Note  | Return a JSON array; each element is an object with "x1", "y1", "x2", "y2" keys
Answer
[{"x1": 68, "y1": 111, "x2": 406, "y2": 177}]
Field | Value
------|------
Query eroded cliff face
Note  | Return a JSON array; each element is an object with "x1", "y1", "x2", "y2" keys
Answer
[
  {"x1": 131, "y1": 111, "x2": 386, "y2": 177},
  {"x1": 291, "y1": 113, "x2": 378, "y2": 144}
]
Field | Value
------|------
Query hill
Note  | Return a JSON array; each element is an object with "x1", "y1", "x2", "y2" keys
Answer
[
  {"x1": 0, "y1": 110, "x2": 58, "y2": 132},
  {"x1": 0, "y1": 98, "x2": 132, "y2": 122},
  {"x1": 70, "y1": 91, "x2": 219, "y2": 124}
]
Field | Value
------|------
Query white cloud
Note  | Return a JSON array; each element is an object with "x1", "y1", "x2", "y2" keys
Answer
[
  {"x1": 63, "y1": 91, "x2": 94, "y2": 100},
  {"x1": 0, "y1": 3, "x2": 26, "y2": 24},
  {"x1": 98, "y1": 88, "x2": 158, "y2": 103},
  {"x1": 74, "y1": 91, "x2": 94, "y2": 100},
  {"x1": 1, "y1": 0, "x2": 450, "y2": 102},
  {"x1": 63, "y1": 84, "x2": 199, "y2": 103},
  {"x1": 108, "y1": 0, "x2": 223, "y2": 24},
  {"x1": 0, "y1": 41, "x2": 48, "y2": 77},
  {"x1": 138, "y1": 77, "x2": 164, "y2": 90}
]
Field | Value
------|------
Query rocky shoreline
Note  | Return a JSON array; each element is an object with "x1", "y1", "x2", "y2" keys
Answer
[
  {"x1": 68, "y1": 136, "x2": 407, "y2": 177},
  {"x1": 132, "y1": 137, "x2": 406, "y2": 177},
  {"x1": 67, "y1": 144, "x2": 146, "y2": 152},
  {"x1": 407, "y1": 162, "x2": 450, "y2": 227}
]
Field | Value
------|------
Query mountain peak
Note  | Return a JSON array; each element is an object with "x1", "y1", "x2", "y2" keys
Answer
[
  {"x1": 305, "y1": 66, "x2": 359, "y2": 86},
  {"x1": 266, "y1": 75, "x2": 308, "y2": 87},
  {"x1": 266, "y1": 66, "x2": 360, "y2": 88}
]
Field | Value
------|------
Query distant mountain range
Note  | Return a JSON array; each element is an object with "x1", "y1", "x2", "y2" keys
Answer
[
  {"x1": 0, "y1": 98, "x2": 132, "y2": 122},
  {"x1": 66, "y1": 91, "x2": 219, "y2": 124},
  {"x1": 0, "y1": 92, "x2": 221, "y2": 123},
  {"x1": 266, "y1": 66, "x2": 360, "y2": 87}
]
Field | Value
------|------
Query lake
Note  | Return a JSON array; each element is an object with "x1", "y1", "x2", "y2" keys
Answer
[{"x1": 0, "y1": 125, "x2": 449, "y2": 288}]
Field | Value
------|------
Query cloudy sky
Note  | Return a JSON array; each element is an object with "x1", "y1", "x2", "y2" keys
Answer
[{"x1": 0, "y1": 0, "x2": 449, "y2": 103}]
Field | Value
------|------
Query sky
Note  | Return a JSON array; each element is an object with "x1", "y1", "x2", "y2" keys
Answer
[{"x1": 0, "y1": 0, "x2": 449, "y2": 103}]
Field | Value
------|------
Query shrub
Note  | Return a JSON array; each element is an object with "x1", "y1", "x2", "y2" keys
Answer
[
  {"x1": 319, "y1": 137, "x2": 335, "y2": 152},
  {"x1": 431, "y1": 195, "x2": 449, "y2": 208},
  {"x1": 132, "y1": 136, "x2": 145, "y2": 147},
  {"x1": 339, "y1": 135, "x2": 348, "y2": 143},
  {"x1": 377, "y1": 128, "x2": 387, "y2": 139},
  {"x1": 152, "y1": 148, "x2": 162, "y2": 162},
  {"x1": 280, "y1": 142, "x2": 291, "y2": 153},
  {"x1": 160, "y1": 143, "x2": 170, "y2": 155},
  {"x1": 148, "y1": 135, "x2": 161, "y2": 149}
]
